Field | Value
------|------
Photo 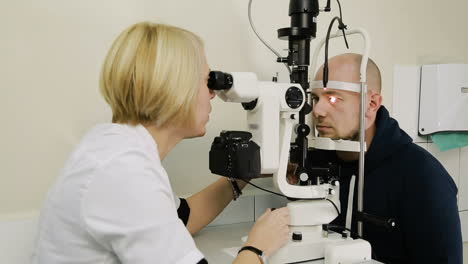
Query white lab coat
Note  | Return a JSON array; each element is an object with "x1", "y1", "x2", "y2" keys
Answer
[{"x1": 32, "y1": 123, "x2": 204, "y2": 264}]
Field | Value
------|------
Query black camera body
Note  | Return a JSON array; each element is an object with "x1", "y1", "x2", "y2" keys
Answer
[{"x1": 209, "y1": 131, "x2": 261, "y2": 180}]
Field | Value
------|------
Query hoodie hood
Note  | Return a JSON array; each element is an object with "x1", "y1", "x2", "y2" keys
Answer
[{"x1": 365, "y1": 106, "x2": 413, "y2": 173}]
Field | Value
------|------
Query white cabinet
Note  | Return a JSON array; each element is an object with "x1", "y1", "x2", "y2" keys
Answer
[{"x1": 0, "y1": 215, "x2": 38, "y2": 264}]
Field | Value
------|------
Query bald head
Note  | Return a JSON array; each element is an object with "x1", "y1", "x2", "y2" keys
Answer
[{"x1": 315, "y1": 53, "x2": 381, "y2": 94}]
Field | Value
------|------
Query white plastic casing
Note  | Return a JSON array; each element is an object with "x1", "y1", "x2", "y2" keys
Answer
[
  {"x1": 324, "y1": 239, "x2": 372, "y2": 264},
  {"x1": 215, "y1": 72, "x2": 259, "y2": 103},
  {"x1": 288, "y1": 199, "x2": 339, "y2": 226},
  {"x1": 310, "y1": 137, "x2": 365, "y2": 152}
]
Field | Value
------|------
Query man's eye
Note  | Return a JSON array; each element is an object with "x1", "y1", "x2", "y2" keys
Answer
[{"x1": 328, "y1": 96, "x2": 340, "y2": 104}]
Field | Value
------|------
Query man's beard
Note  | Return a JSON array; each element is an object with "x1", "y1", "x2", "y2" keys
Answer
[
  {"x1": 320, "y1": 128, "x2": 359, "y2": 141},
  {"x1": 314, "y1": 117, "x2": 360, "y2": 141},
  {"x1": 346, "y1": 129, "x2": 360, "y2": 141}
]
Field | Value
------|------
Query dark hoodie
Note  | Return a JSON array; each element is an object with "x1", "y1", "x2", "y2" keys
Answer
[{"x1": 307, "y1": 106, "x2": 462, "y2": 263}]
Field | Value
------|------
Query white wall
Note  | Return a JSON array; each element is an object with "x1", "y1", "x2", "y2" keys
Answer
[{"x1": 2, "y1": 0, "x2": 468, "y2": 217}]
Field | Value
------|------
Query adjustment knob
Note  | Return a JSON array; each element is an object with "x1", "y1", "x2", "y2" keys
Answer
[
  {"x1": 285, "y1": 86, "x2": 303, "y2": 109},
  {"x1": 341, "y1": 231, "x2": 349, "y2": 238},
  {"x1": 299, "y1": 173, "x2": 309, "y2": 182},
  {"x1": 242, "y1": 99, "x2": 258, "y2": 111},
  {"x1": 292, "y1": 232, "x2": 302, "y2": 241}
]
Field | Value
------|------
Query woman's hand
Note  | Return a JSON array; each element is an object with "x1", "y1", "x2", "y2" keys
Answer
[{"x1": 245, "y1": 207, "x2": 290, "y2": 257}]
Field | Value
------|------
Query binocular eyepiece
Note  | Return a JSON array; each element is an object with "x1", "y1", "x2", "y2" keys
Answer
[{"x1": 208, "y1": 71, "x2": 233, "y2": 91}]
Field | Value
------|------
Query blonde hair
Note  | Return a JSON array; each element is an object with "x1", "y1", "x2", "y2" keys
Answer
[{"x1": 100, "y1": 21, "x2": 206, "y2": 127}]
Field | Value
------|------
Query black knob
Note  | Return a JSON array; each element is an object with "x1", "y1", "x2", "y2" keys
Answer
[
  {"x1": 285, "y1": 86, "x2": 303, "y2": 109},
  {"x1": 341, "y1": 231, "x2": 348, "y2": 238},
  {"x1": 296, "y1": 124, "x2": 310, "y2": 136},
  {"x1": 242, "y1": 99, "x2": 258, "y2": 111},
  {"x1": 277, "y1": 57, "x2": 289, "y2": 63},
  {"x1": 292, "y1": 232, "x2": 302, "y2": 241},
  {"x1": 388, "y1": 218, "x2": 397, "y2": 228}
]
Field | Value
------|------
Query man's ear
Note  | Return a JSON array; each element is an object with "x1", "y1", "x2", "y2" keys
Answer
[{"x1": 366, "y1": 92, "x2": 382, "y2": 117}]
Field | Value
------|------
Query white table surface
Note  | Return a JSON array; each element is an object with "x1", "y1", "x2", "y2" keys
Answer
[{"x1": 193, "y1": 222, "x2": 323, "y2": 263}]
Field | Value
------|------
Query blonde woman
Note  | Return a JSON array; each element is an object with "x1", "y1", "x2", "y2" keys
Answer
[{"x1": 32, "y1": 22, "x2": 289, "y2": 264}]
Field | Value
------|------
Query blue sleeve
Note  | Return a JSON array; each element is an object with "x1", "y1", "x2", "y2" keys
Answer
[{"x1": 402, "y1": 152, "x2": 462, "y2": 263}]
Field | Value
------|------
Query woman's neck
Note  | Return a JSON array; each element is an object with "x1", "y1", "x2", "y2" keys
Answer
[{"x1": 143, "y1": 123, "x2": 183, "y2": 160}]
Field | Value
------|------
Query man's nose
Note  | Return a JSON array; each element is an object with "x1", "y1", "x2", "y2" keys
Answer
[{"x1": 312, "y1": 98, "x2": 327, "y2": 118}]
